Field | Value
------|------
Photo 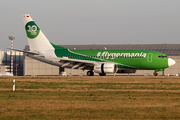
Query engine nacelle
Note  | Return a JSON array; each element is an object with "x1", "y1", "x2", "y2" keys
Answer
[
  {"x1": 116, "y1": 69, "x2": 136, "y2": 73},
  {"x1": 94, "y1": 63, "x2": 117, "y2": 74}
]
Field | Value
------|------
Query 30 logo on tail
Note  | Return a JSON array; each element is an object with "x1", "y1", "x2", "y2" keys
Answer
[{"x1": 25, "y1": 21, "x2": 40, "y2": 39}]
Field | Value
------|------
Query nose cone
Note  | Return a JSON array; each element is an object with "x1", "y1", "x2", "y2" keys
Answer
[{"x1": 168, "y1": 58, "x2": 176, "y2": 67}]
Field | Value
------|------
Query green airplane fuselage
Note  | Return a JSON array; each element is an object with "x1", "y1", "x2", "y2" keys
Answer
[{"x1": 51, "y1": 43, "x2": 168, "y2": 71}]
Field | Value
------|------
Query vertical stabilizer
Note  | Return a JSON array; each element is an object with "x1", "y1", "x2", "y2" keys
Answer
[{"x1": 23, "y1": 14, "x2": 54, "y2": 51}]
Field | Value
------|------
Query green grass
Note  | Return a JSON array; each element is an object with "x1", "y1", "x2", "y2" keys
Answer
[
  {"x1": 1, "y1": 80, "x2": 180, "y2": 90},
  {"x1": 0, "y1": 76, "x2": 180, "y2": 119}
]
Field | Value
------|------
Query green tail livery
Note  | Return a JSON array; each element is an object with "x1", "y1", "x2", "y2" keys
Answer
[{"x1": 21, "y1": 14, "x2": 175, "y2": 76}]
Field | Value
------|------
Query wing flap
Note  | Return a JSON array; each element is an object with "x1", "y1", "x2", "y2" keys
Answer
[{"x1": 59, "y1": 58, "x2": 98, "y2": 70}]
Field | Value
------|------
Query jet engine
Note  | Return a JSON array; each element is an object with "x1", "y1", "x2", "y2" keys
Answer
[{"x1": 94, "y1": 63, "x2": 117, "y2": 74}]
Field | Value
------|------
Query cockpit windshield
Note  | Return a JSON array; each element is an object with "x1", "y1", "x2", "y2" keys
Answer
[{"x1": 158, "y1": 55, "x2": 167, "y2": 58}]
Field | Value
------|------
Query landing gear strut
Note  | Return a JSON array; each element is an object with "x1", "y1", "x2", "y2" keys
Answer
[
  {"x1": 153, "y1": 72, "x2": 158, "y2": 76},
  {"x1": 87, "y1": 71, "x2": 94, "y2": 76}
]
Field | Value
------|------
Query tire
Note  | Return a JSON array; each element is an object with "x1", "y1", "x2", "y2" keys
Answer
[
  {"x1": 153, "y1": 72, "x2": 158, "y2": 76},
  {"x1": 99, "y1": 73, "x2": 106, "y2": 76},
  {"x1": 91, "y1": 71, "x2": 94, "y2": 76},
  {"x1": 87, "y1": 71, "x2": 94, "y2": 76}
]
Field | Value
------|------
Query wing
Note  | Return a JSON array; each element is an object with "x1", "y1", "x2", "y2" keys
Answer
[{"x1": 7, "y1": 48, "x2": 100, "y2": 70}]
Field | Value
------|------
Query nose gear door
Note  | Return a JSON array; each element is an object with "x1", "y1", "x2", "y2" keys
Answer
[{"x1": 147, "y1": 53, "x2": 153, "y2": 62}]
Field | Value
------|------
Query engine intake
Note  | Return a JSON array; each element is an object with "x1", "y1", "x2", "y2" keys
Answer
[{"x1": 94, "y1": 63, "x2": 117, "y2": 74}]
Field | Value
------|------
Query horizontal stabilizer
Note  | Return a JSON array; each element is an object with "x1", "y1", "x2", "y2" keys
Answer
[{"x1": 6, "y1": 48, "x2": 40, "y2": 55}]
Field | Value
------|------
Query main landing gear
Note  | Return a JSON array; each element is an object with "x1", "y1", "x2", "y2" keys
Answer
[
  {"x1": 87, "y1": 71, "x2": 107, "y2": 76},
  {"x1": 87, "y1": 71, "x2": 94, "y2": 76},
  {"x1": 99, "y1": 73, "x2": 106, "y2": 76}
]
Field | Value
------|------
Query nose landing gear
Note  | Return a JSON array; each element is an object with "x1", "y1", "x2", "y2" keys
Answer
[{"x1": 153, "y1": 72, "x2": 158, "y2": 76}]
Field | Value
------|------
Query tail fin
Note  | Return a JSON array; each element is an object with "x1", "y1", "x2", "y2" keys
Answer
[{"x1": 23, "y1": 14, "x2": 54, "y2": 51}]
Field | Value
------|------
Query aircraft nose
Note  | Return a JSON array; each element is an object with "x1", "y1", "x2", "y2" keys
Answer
[{"x1": 168, "y1": 58, "x2": 176, "y2": 67}]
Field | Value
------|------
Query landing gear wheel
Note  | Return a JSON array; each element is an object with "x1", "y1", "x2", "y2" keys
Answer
[
  {"x1": 87, "y1": 71, "x2": 94, "y2": 76},
  {"x1": 99, "y1": 73, "x2": 106, "y2": 76},
  {"x1": 153, "y1": 72, "x2": 158, "y2": 76}
]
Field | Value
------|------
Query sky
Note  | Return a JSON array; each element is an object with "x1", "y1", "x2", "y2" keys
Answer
[{"x1": 0, "y1": 0, "x2": 180, "y2": 50}]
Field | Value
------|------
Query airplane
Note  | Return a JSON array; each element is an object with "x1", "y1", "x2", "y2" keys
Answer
[{"x1": 18, "y1": 14, "x2": 176, "y2": 76}]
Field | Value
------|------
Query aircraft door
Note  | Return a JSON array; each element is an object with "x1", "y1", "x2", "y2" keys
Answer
[{"x1": 147, "y1": 53, "x2": 153, "y2": 62}]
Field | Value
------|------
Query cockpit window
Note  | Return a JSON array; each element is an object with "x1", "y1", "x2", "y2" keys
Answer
[{"x1": 158, "y1": 55, "x2": 167, "y2": 58}]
